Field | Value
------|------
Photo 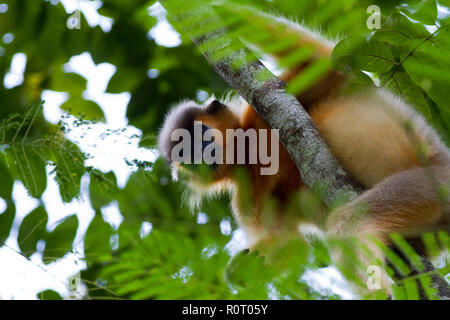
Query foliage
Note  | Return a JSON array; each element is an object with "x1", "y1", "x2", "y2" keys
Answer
[
  {"x1": 0, "y1": 0, "x2": 449, "y2": 300},
  {"x1": 331, "y1": 2, "x2": 450, "y2": 144}
]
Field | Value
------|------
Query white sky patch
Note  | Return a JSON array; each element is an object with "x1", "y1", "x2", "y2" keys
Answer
[
  {"x1": 201, "y1": 244, "x2": 218, "y2": 259},
  {"x1": 110, "y1": 233, "x2": 119, "y2": 250},
  {"x1": 148, "y1": 2, "x2": 181, "y2": 48},
  {"x1": 59, "y1": 0, "x2": 113, "y2": 32},
  {"x1": 43, "y1": 168, "x2": 85, "y2": 232},
  {"x1": 101, "y1": 201, "x2": 123, "y2": 230},
  {"x1": 0, "y1": 174, "x2": 90, "y2": 299},
  {"x1": 147, "y1": 68, "x2": 160, "y2": 79},
  {"x1": 260, "y1": 55, "x2": 284, "y2": 76},
  {"x1": 225, "y1": 229, "x2": 248, "y2": 256},
  {"x1": 196, "y1": 212, "x2": 209, "y2": 224},
  {"x1": 0, "y1": 197, "x2": 6, "y2": 214},
  {"x1": 2, "y1": 32, "x2": 14, "y2": 44},
  {"x1": 41, "y1": 167, "x2": 95, "y2": 244},
  {"x1": 0, "y1": 3, "x2": 8, "y2": 13},
  {"x1": 0, "y1": 166, "x2": 94, "y2": 299},
  {"x1": 301, "y1": 266, "x2": 356, "y2": 300},
  {"x1": 438, "y1": 3, "x2": 450, "y2": 20},
  {"x1": 361, "y1": 71, "x2": 380, "y2": 87},
  {"x1": 219, "y1": 219, "x2": 232, "y2": 236},
  {"x1": 3, "y1": 182, "x2": 40, "y2": 252},
  {"x1": 64, "y1": 52, "x2": 129, "y2": 127},
  {"x1": 3, "y1": 53, "x2": 26, "y2": 89},
  {"x1": 196, "y1": 89, "x2": 209, "y2": 102},
  {"x1": 0, "y1": 248, "x2": 85, "y2": 299},
  {"x1": 62, "y1": 115, "x2": 158, "y2": 187},
  {"x1": 173, "y1": 265, "x2": 193, "y2": 283},
  {"x1": 41, "y1": 90, "x2": 69, "y2": 124},
  {"x1": 267, "y1": 282, "x2": 290, "y2": 300},
  {"x1": 424, "y1": 25, "x2": 438, "y2": 33},
  {"x1": 12, "y1": 181, "x2": 40, "y2": 224},
  {"x1": 140, "y1": 221, "x2": 153, "y2": 238}
]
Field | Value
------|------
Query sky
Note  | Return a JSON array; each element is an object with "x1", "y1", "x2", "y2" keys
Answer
[{"x1": 0, "y1": 0, "x2": 354, "y2": 300}]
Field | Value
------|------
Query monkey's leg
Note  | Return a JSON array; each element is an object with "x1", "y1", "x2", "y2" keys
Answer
[{"x1": 326, "y1": 165, "x2": 450, "y2": 298}]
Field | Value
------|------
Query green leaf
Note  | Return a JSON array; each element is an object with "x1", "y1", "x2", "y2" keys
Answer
[
  {"x1": 84, "y1": 213, "x2": 113, "y2": 265},
  {"x1": 404, "y1": 278, "x2": 420, "y2": 300},
  {"x1": 374, "y1": 12, "x2": 430, "y2": 46},
  {"x1": 60, "y1": 97, "x2": 104, "y2": 121},
  {"x1": 37, "y1": 289, "x2": 63, "y2": 300},
  {"x1": 49, "y1": 71, "x2": 87, "y2": 94},
  {"x1": 117, "y1": 222, "x2": 140, "y2": 251},
  {"x1": 422, "y1": 232, "x2": 440, "y2": 258},
  {"x1": 89, "y1": 170, "x2": 119, "y2": 211},
  {"x1": 402, "y1": 42, "x2": 450, "y2": 109},
  {"x1": 0, "y1": 202, "x2": 15, "y2": 243},
  {"x1": 392, "y1": 283, "x2": 407, "y2": 300},
  {"x1": 106, "y1": 67, "x2": 144, "y2": 93},
  {"x1": 49, "y1": 141, "x2": 85, "y2": 203},
  {"x1": 438, "y1": 230, "x2": 450, "y2": 250},
  {"x1": 4, "y1": 145, "x2": 47, "y2": 199},
  {"x1": 331, "y1": 35, "x2": 395, "y2": 73},
  {"x1": 418, "y1": 273, "x2": 439, "y2": 299},
  {"x1": 133, "y1": 6, "x2": 158, "y2": 31},
  {"x1": 286, "y1": 58, "x2": 331, "y2": 95},
  {"x1": 224, "y1": 249, "x2": 272, "y2": 291},
  {"x1": 17, "y1": 206, "x2": 48, "y2": 258},
  {"x1": 0, "y1": 158, "x2": 13, "y2": 199},
  {"x1": 390, "y1": 233, "x2": 424, "y2": 272},
  {"x1": 388, "y1": 70, "x2": 432, "y2": 121},
  {"x1": 43, "y1": 215, "x2": 78, "y2": 264},
  {"x1": 372, "y1": 237, "x2": 411, "y2": 277},
  {"x1": 398, "y1": 0, "x2": 438, "y2": 26},
  {"x1": 139, "y1": 134, "x2": 157, "y2": 148}
]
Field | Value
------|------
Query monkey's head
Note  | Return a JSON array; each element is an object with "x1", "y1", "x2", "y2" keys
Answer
[{"x1": 158, "y1": 96, "x2": 244, "y2": 186}]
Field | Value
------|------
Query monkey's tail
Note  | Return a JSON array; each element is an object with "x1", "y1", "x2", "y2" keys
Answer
[{"x1": 215, "y1": 3, "x2": 348, "y2": 107}]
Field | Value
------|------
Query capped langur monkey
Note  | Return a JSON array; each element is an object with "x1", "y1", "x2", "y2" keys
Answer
[{"x1": 158, "y1": 13, "x2": 450, "y2": 296}]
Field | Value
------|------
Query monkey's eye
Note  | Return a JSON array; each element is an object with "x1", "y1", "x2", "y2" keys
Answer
[{"x1": 205, "y1": 99, "x2": 226, "y2": 114}]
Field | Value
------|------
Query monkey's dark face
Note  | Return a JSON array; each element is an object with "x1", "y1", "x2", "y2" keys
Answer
[
  {"x1": 178, "y1": 121, "x2": 219, "y2": 171},
  {"x1": 158, "y1": 99, "x2": 239, "y2": 183}
]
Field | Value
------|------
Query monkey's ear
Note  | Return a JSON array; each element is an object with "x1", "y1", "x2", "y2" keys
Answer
[
  {"x1": 205, "y1": 99, "x2": 226, "y2": 114},
  {"x1": 158, "y1": 102, "x2": 202, "y2": 163}
]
